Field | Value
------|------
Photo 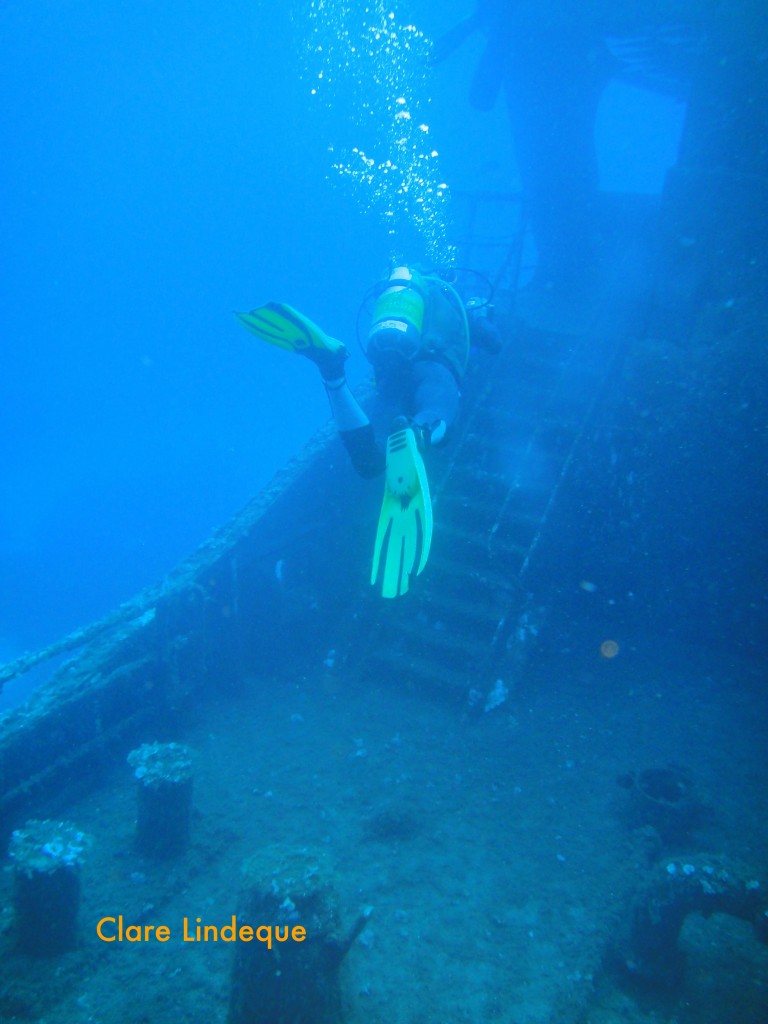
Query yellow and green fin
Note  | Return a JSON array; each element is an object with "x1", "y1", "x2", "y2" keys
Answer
[
  {"x1": 234, "y1": 302, "x2": 346, "y2": 357},
  {"x1": 371, "y1": 428, "x2": 433, "y2": 598}
]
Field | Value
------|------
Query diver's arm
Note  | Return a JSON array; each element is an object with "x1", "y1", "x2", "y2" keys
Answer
[
  {"x1": 429, "y1": 0, "x2": 514, "y2": 65},
  {"x1": 428, "y1": 14, "x2": 480, "y2": 66},
  {"x1": 467, "y1": 305, "x2": 502, "y2": 354}
]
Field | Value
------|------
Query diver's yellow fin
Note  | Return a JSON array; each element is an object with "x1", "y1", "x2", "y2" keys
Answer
[
  {"x1": 371, "y1": 428, "x2": 433, "y2": 598},
  {"x1": 234, "y1": 302, "x2": 346, "y2": 357}
]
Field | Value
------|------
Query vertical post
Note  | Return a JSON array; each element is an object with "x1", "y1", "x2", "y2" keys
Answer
[
  {"x1": 9, "y1": 819, "x2": 91, "y2": 954},
  {"x1": 127, "y1": 742, "x2": 193, "y2": 859}
]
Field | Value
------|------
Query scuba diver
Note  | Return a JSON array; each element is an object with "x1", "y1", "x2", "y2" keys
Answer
[{"x1": 235, "y1": 266, "x2": 500, "y2": 599}]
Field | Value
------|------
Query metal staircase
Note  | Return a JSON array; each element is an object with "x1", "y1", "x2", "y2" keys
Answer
[{"x1": 355, "y1": 300, "x2": 631, "y2": 703}]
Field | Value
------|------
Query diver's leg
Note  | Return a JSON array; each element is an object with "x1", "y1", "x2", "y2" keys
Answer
[
  {"x1": 410, "y1": 361, "x2": 461, "y2": 446},
  {"x1": 324, "y1": 377, "x2": 385, "y2": 478},
  {"x1": 235, "y1": 303, "x2": 385, "y2": 476},
  {"x1": 323, "y1": 375, "x2": 368, "y2": 431}
]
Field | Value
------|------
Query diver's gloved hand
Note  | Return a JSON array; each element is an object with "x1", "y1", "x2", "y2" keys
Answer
[{"x1": 422, "y1": 420, "x2": 447, "y2": 447}]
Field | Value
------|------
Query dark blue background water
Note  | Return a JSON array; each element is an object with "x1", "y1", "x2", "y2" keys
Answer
[{"x1": 0, "y1": 0, "x2": 683, "y2": 664}]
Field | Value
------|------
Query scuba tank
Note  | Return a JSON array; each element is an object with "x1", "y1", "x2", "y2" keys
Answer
[{"x1": 366, "y1": 267, "x2": 425, "y2": 370}]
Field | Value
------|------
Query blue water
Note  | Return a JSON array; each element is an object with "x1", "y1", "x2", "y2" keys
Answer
[
  {"x1": 0, "y1": 0, "x2": 682, "y2": 655},
  {"x1": 1, "y1": 4, "x2": 767, "y2": 1022}
]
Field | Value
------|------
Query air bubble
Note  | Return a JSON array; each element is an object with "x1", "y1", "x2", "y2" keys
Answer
[{"x1": 301, "y1": 0, "x2": 453, "y2": 262}]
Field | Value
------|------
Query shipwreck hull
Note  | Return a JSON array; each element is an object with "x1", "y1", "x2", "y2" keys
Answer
[{"x1": 0, "y1": 419, "x2": 376, "y2": 831}]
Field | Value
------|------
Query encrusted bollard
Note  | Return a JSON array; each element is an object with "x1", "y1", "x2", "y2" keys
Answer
[
  {"x1": 127, "y1": 741, "x2": 193, "y2": 859},
  {"x1": 228, "y1": 847, "x2": 370, "y2": 1024},
  {"x1": 9, "y1": 819, "x2": 92, "y2": 954},
  {"x1": 610, "y1": 853, "x2": 767, "y2": 988}
]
